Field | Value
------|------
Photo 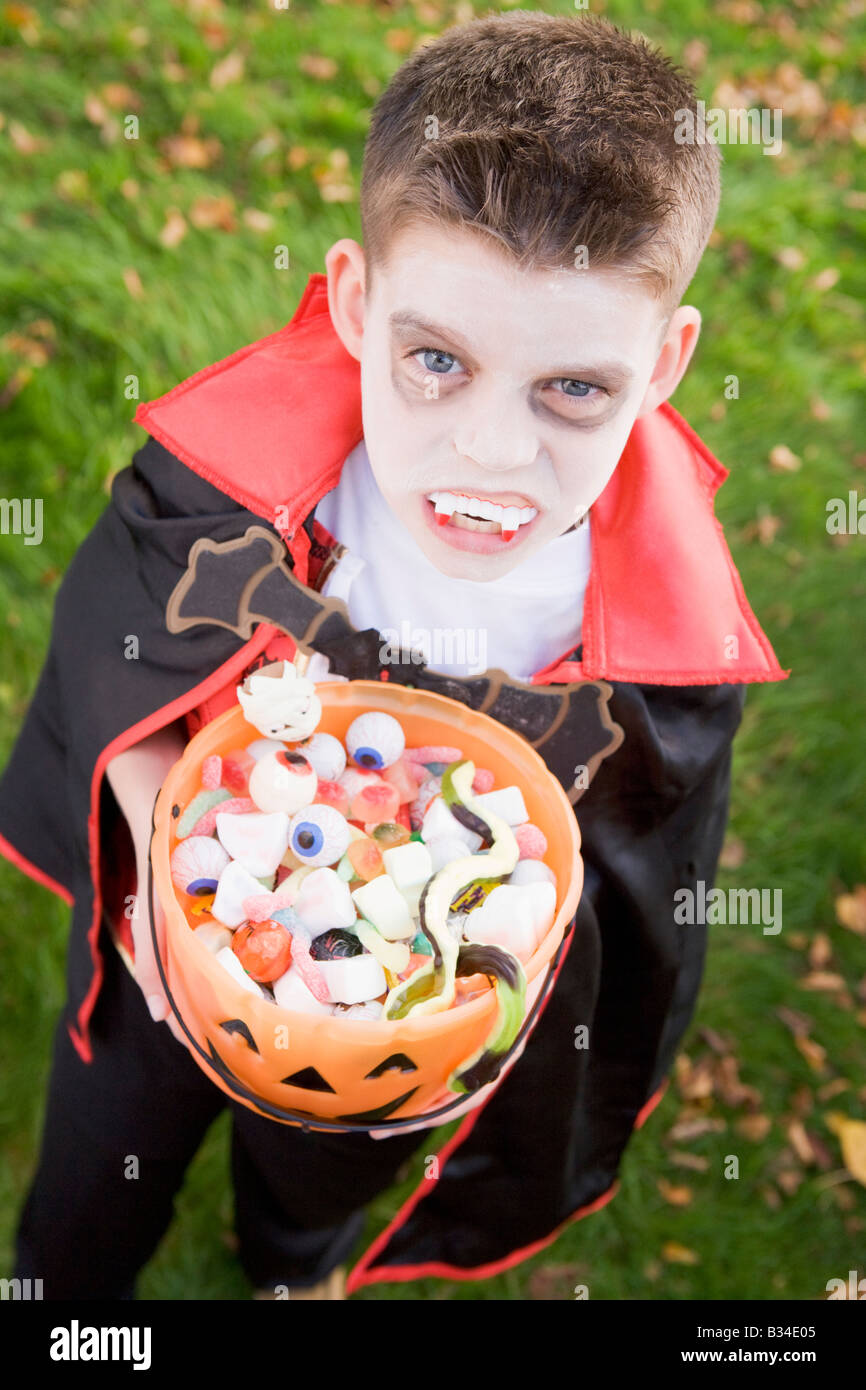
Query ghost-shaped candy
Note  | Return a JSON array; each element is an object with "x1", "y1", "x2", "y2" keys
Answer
[{"x1": 236, "y1": 660, "x2": 322, "y2": 742}]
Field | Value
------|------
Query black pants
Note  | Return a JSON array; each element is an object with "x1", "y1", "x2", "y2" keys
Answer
[{"x1": 13, "y1": 935, "x2": 430, "y2": 1299}]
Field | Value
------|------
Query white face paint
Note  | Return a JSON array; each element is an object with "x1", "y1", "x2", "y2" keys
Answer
[{"x1": 354, "y1": 222, "x2": 674, "y2": 581}]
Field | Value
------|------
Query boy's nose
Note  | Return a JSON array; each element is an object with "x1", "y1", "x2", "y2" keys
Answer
[{"x1": 454, "y1": 417, "x2": 539, "y2": 474}]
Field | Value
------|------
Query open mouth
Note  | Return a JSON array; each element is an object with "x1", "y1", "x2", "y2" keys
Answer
[{"x1": 423, "y1": 490, "x2": 539, "y2": 545}]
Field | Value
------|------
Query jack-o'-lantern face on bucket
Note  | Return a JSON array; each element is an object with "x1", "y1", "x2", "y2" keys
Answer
[{"x1": 152, "y1": 686, "x2": 582, "y2": 1131}]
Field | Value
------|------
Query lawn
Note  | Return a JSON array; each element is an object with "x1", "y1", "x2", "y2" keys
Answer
[{"x1": 0, "y1": 0, "x2": 864, "y2": 1300}]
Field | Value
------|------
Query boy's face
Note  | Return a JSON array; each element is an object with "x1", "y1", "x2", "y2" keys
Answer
[{"x1": 326, "y1": 224, "x2": 700, "y2": 581}]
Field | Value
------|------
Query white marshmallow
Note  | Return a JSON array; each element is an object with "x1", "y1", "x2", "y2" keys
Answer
[
  {"x1": 212, "y1": 859, "x2": 272, "y2": 928},
  {"x1": 426, "y1": 835, "x2": 473, "y2": 873},
  {"x1": 421, "y1": 796, "x2": 482, "y2": 851},
  {"x1": 317, "y1": 954, "x2": 387, "y2": 1006},
  {"x1": 472, "y1": 786, "x2": 529, "y2": 827},
  {"x1": 216, "y1": 811, "x2": 291, "y2": 877},
  {"x1": 351, "y1": 875, "x2": 415, "y2": 940},
  {"x1": 508, "y1": 858, "x2": 557, "y2": 888},
  {"x1": 214, "y1": 945, "x2": 266, "y2": 997},
  {"x1": 337, "y1": 1000, "x2": 384, "y2": 1020},
  {"x1": 191, "y1": 922, "x2": 233, "y2": 955},
  {"x1": 382, "y1": 841, "x2": 433, "y2": 916},
  {"x1": 273, "y1": 965, "x2": 335, "y2": 1016},
  {"x1": 462, "y1": 881, "x2": 556, "y2": 964},
  {"x1": 293, "y1": 866, "x2": 357, "y2": 934}
]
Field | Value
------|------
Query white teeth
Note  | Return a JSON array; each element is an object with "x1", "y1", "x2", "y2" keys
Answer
[
  {"x1": 433, "y1": 491, "x2": 458, "y2": 518},
  {"x1": 426, "y1": 492, "x2": 538, "y2": 529}
]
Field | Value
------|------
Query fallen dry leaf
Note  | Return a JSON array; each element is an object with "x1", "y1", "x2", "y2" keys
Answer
[
  {"x1": 777, "y1": 1005, "x2": 813, "y2": 1036},
  {"x1": 825, "y1": 1113, "x2": 866, "y2": 1185},
  {"x1": 795, "y1": 1035, "x2": 827, "y2": 1073},
  {"x1": 808, "y1": 932, "x2": 833, "y2": 969},
  {"x1": 675, "y1": 1053, "x2": 715, "y2": 1101},
  {"x1": 809, "y1": 267, "x2": 840, "y2": 292},
  {"x1": 159, "y1": 208, "x2": 187, "y2": 249},
  {"x1": 667, "y1": 1115, "x2": 727, "y2": 1143},
  {"x1": 817, "y1": 1078, "x2": 851, "y2": 1100},
  {"x1": 657, "y1": 1178, "x2": 693, "y2": 1206},
  {"x1": 9, "y1": 121, "x2": 44, "y2": 154},
  {"x1": 101, "y1": 82, "x2": 140, "y2": 110},
  {"x1": 122, "y1": 267, "x2": 145, "y2": 300},
  {"x1": 835, "y1": 887, "x2": 866, "y2": 935},
  {"x1": 736, "y1": 1113, "x2": 772, "y2": 1141},
  {"x1": 662, "y1": 1242, "x2": 700, "y2": 1266},
  {"x1": 769, "y1": 444, "x2": 802, "y2": 472},
  {"x1": 670, "y1": 1150, "x2": 710, "y2": 1171},
  {"x1": 160, "y1": 133, "x2": 222, "y2": 170},
  {"x1": 241, "y1": 208, "x2": 273, "y2": 233},
  {"x1": 805, "y1": 1130, "x2": 835, "y2": 1171},
  {"x1": 791, "y1": 1085, "x2": 814, "y2": 1116},
  {"x1": 799, "y1": 971, "x2": 846, "y2": 991},
  {"x1": 299, "y1": 53, "x2": 338, "y2": 80},
  {"x1": 761, "y1": 1185, "x2": 782, "y2": 1210},
  {"x1": 786, "y1": 1119, "x2": 816, "y2": 1164},
  {"x1": 785, "y1": 931, "x2": 809, "y2": 951},
  {"x1": 190, "y1": 195, "x2": 236, "y2": 231},
  {"x1": 210, "y1": 50, "x2": 244, "y2": 90},
  {"x1": 777, "y1": 1169, "x2": 804, "y2": 1195},
  {"x1": 698, "y1": 1026, "x2": 734, "y2": 1055},
  {"x1": 775, "y1": 246, "x2": 807, "y2": 271},
  {"x1": 714, "y1": 1055, "x2": 762, "y2": 1109}
]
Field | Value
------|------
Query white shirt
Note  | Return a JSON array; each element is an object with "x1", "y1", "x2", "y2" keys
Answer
[{"x1": 313, "y1": 438, "x2": 590, "y2": 684}]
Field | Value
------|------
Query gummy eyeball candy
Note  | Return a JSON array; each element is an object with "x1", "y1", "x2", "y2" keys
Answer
[
  {"x1": 299, "y1": 732, "x2": 347, "y2": 783},
  {"x1": 346, "y1": 712, "x2": 405, "y2": 771},
  {"x1": 288, "y1": 804, "x2": 351, "y2": 867},
  {"x1": 249, "y1": 748, "x2": 317, "y2": 815},
  {"x1": 170, "y1": 835, "x2": 231, "y2": 895}
]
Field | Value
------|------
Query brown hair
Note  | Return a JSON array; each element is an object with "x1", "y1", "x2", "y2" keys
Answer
[{"x1": 360, "y1": 10, "x2": 721, "y2": 326}]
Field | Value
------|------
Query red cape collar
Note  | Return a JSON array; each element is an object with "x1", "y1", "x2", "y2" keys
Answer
[{"x1": 134, "y1": 273, "x2": 788, "y2": 687}]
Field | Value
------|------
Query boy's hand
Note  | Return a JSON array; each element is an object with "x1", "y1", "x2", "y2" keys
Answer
[
  {"x1": 133, "y1": 852, "x2": 188, "y2": 1048},
  {"x1": 105, "y1": 724, "x2": 191, "y2": 1048}
]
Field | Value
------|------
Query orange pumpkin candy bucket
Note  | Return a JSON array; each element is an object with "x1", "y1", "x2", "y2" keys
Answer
[{"x1": 149, "y1": 678, "x2": 583, "y2": 1133}]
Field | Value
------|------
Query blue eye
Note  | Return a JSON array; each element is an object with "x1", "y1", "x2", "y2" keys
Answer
[
  {"x1": 288, "y1": 804, "x2": 351, "y2": 867},
  {"x1": 354, "y1": 746, "x2": 384, "y2": 770},
  {"x1": 291, "y1": 819, "x2": 324, "y2": 858}
]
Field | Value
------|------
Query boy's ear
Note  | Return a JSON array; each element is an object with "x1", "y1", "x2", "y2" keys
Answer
[
  {"x1": 324, "y1": 238, "x2": 366, "y2": 363},
  {"x1": 635, "y1": 305, "x2": 702, "y2": 417}
]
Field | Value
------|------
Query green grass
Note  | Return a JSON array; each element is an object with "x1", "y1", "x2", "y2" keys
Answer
[{"x1": 1, "y1": 0, "x2": 864, "y2": 1300}]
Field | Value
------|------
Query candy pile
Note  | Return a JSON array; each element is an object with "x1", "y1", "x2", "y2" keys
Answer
[{"x1": 167, "y1": 664, "x2": 559, "y2": 1056}]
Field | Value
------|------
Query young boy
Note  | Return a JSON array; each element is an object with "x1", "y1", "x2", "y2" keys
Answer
[{"x1": 0, "y1": 12, "x2": 787, "y2": 1299}]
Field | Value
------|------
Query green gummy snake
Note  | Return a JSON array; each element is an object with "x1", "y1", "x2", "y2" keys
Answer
[{"x1": 382, "y1": 759, "x2": 529, "y2": 1095}]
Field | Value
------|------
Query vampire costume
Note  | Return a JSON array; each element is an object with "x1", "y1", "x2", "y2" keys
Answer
[{"x1": 0, "y1": 273, "x2": 788, "y2": 1292}]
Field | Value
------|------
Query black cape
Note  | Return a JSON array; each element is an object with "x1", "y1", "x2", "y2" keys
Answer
[{"x1": 0, "y1": 434, "x2": 748, "y2": 1289}]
